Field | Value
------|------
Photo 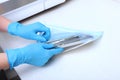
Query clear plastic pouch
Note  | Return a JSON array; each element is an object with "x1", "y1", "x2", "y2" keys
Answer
[{"x1": 45, "y1": 25, "x2": 103, "y2": 52}]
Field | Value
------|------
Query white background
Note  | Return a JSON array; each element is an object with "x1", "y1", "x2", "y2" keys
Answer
[{"x1": 16, "y1": 0, "x2": 120, "y2": 80}]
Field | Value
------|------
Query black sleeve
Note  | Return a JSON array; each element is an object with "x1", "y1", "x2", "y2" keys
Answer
[{"x1": 0, "y1": 70, "x2": 7, "y2": 80}]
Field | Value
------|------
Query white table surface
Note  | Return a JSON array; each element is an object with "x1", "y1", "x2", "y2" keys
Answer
[{"x1": 15, "y1": 0, "x2": 120, "y2": 80}]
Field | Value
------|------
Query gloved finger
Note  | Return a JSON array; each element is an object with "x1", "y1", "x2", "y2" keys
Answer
[
  {"x1": 42, "y1": 43, "x2": 55, "y2": 49},
  {"x1": 36, "y1": 31, "x2": 51, "y2": 41},
  {"x1": 50, "y1": 48, "x2": 64, "y2": 55},
  {"x1": 34, "y1": 22, "x2": 49, "y2": 32},
  {"x1": 35, "y1": 30, "x2": 51, "y2": 41},
  {"x1": 34, "y1": 23, "x2": 51, "y2": 41},
  {"x1": 42, "y1": 28, "x2": 51, "y2": 41},
  {"x1": 36, "y1": 29, "x2": 50, "y2": 41},
  {"x1": 32, "y1": 34, "x2": 46, "y2": 42}
]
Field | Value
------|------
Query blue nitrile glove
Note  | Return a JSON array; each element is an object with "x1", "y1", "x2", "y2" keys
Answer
[
  {"x1": 8, "y1": 22, "x2": 50, "y2": 42},
  {"x1": 5, "y1": 43, "x2": 64, "y2": 69}
]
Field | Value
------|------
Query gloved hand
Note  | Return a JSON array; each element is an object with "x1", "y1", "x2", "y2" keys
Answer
[
  {"x1": 8, "y1": 22, "x2": 50, "y2": 42},
  {"x1": 5, "y1": 43, "x2": 63, "y2": 69}
]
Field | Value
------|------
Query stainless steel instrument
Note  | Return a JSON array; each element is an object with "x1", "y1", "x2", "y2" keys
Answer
[{"x1": 48, "y1": 32, "x2": 103, "y2": 52}]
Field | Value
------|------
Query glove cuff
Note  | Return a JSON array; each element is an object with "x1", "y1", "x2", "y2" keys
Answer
[
  {"x1": 5, "y1": 48, "x2": 24, "y2": 69},
  {"x1": 8, "y1": 22, "x2": 21, "y2": 35}
]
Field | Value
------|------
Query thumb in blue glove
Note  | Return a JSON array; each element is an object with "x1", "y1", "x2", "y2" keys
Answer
[
  {"x1": 5, "y1": 43, "x2": 64, "y2": 69},
  {"x1": 8, "y1": 22, "x2": 50, "y2": 42}
]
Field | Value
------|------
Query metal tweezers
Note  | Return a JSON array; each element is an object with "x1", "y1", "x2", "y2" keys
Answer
[{"x1": 47, "y1": 34, "x2": 93, "y2": 52}]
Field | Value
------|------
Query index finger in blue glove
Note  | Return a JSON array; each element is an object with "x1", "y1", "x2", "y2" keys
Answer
[
  {"x1": 34, "y1": 22, "x2": 51, "y2": 41},
  {"x1": 33, "y1": 33, "x2": 47, "y2": 42},
  {"x1": 49, "y1": 47, "x2": 64, "y2": 55},
  {"x1": 40, "y1": 27, "x2": 51, "y2": 41},
  {"x1": 42, "y1": 43, "x2": 55, "y2": 49}
]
